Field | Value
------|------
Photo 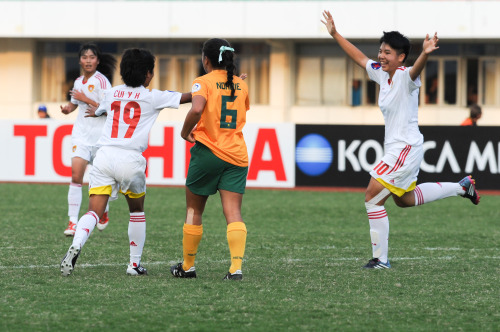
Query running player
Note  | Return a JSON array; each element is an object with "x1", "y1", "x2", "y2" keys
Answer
[
  {"x1": 61, "y1": 48, "x2": 192, "y2": 276},
  {"x1": 60, "y1": 43, "x2": 116, "y2": 236},
  {"x1": 170, "y1": 38, "x2": 250, "y2": 280},
  {"x1": 321, "y1": 10, "x2": 480, "y2": 269}
]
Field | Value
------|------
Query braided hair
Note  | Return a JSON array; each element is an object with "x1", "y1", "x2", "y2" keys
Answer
[
  {"x1": 78, "y1": 43, "x2": 117, "y2": 83},
  {"x1": 202, "y1": 38, "x2": 236, "y2": 97}
]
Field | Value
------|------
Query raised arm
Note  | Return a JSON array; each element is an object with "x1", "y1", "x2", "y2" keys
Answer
[
  {"x1": 321, "y1": 10, "x2": 369, "y2": 69},
  {"x1": 410, "y1": 32, "x2": 439, "y2": 81}
]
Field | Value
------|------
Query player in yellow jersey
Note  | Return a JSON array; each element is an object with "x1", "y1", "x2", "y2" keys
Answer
[{"x1": 171, "y1": 38, "x2": 250, "y2": 281}]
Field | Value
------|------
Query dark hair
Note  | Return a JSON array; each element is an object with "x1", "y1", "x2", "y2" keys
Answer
[
  {"x1": 202, "y1": 38, "x2": 237, "y2": 97},
  {"x1": 469, "y1": 104, "x2": 482, "y2": 119},
  {"x1": 78, "y1": 43, "x2": 117, "y2": 83},
  {"x1": 120, "y1": 48, "x2": 155, "y2": 88},
  {"x1": 380, "y1": 31, "x2": 411, "y2": 63}
]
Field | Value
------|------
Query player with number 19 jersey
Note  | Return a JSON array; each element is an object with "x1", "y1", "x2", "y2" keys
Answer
[
  {"x1": 191, "y1": 70, "x2": 250, "y2": 167},
  {"x1": 95, "y1": 85, "x2": 182, "y2": 152}
]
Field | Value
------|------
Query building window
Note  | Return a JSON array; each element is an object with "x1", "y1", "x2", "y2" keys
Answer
[
  {"x1": 422, "y1": 57, "x2": 459, "y2": 106},
  {"x1": 479, "y1": 58, "x2": 497, "y2": 106},
  {"x1": 295, "y1": 43, "x2": 348, "y2": 106},
  {"x1": 39, "y1": 41, "x2": 270, "y2": 105}
]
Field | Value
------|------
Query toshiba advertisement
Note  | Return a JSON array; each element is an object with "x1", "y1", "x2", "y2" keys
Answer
[
  {"x1": 1, "y1": 121, "x2": 295, "y2": 188},
  {"x1": 295, "y1": 125, "x2": 500, "y2": 190}
]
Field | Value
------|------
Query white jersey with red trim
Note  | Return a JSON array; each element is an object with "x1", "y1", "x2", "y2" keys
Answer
[
  {"x1": 366, "y1": 60, "x2": 423, "y2": 146},
  {"x1": 70, "y1": 70, "x2": 111, "y2": 145},
  {"x1": 95, "y1": 85, "x2": 182, "y2": 152}
]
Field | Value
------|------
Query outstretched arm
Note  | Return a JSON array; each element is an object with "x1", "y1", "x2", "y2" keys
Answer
[
  {"x1": 321, "y1": 10, "x2": 369, "y2": 69},
  {"x1": 180, "y1": 92, "x2": 192, "y2": 104},
  {"x1": 410, "y1": 32, "x2": 439, "y2": 81}
]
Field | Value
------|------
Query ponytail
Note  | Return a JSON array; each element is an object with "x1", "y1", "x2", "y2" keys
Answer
[
  {"x1": 97, "y1": 53, "x2": 117, "y2": 83},
  {"x1": 220, "y1": 46, "x2": 236, "y2": 98}
]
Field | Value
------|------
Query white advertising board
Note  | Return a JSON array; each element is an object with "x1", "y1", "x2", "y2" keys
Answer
[{"x1": 1, "y1": 120, "x2": 295, "y2": 188}]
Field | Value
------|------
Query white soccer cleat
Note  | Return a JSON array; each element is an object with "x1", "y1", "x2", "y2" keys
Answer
[
  {"x1": 64, "y1": 221, "x2": 76, "y2": 237},
  {"x1": 96, "y1": 212, "x2": 109, "y2": 231},
  {"x1": 126, "y1": 263, "x2": 148, "y2": 276}
]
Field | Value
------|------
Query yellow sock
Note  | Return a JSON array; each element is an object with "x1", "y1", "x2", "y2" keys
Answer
[
  {"x1": 182, "y1": 224, "x2": 203, "y2": 271},
  {"x1": 227, "y1": 221, "x2": 247, "y2": 274}
]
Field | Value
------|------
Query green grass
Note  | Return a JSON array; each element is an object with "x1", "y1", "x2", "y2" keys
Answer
[{"x1": 0, "y1": 183, "x2": 499, "y2": 331}]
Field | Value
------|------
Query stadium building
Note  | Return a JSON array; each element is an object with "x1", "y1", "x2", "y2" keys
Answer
[{"x1": 1, "y1": 0, "x2": 500, "y2": 125}]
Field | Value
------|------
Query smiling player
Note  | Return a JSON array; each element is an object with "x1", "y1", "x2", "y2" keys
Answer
[{"x1": 321, "y1": 10, "x2": 480, "y2": 269}]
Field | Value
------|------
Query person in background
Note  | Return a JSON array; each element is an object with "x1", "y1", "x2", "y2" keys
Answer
[
  {"x1": 461, "y1": 104, "x2": 482, "y2": 126},
  {"x1": 60, "y1": 43, "x2": 116, "y2": 237},
  {"x1": 37, "y1": 105, "x2": 51, "y2": 119}
]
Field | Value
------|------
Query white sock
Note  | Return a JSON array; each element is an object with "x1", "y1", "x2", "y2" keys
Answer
[
  {"x1": 367, "y1": 206, "x2": 389, "y2": 263},
  {"x1": 68, "y1": 183, "x2": 82, "y2": 223},
  {"x1": 414, "y1": 182, "x2": 464, "y2": 206},
  {"x1": 128, "y1": 212, "x2": 146, "y2": 266},
  {"x1": 105, "y1": 202, "x2": 109, "y2": 214},
  {"x1": 72, "y1": 211, "x2": 98, "y2": 249}
]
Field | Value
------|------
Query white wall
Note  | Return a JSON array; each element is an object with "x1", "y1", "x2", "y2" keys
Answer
[{"x1": 1, "y1": 1, "x2": 499, "y2": 39}]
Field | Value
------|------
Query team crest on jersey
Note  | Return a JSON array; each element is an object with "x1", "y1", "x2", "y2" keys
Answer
[
  {"x1": 88, "y1": 85, "x2": 95, "y2": 92},
  {"x1": 192, "y1": 83, "x2": 201, "y2": 93},
  {"x1": 371, "y1": 62, "x2": 381, "y2": 70},
  {"x1": 72, "y1": 145, "x2": 77, "y2": 152}
]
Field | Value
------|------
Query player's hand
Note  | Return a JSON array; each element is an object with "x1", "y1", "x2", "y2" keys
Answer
[
  {"x1": 85, "y1": 105, "x2": 98, "y2": 117},
  {"x1": 70, "y1": 89, "x2": 86, "y2": 103},
  {"x1": 182, "y1": 127, "x2": 196, "y2": 143},
  {"x1": 321, "y1": 10, "x2": 337, "y2": 37},
  {"x1": 422, "y1": 32, "x2": 439, "y2": 55},
  {"x1": 60, "y1": 104, "x2": 73, "y2": 115},
  {"x1": 239, "y1": 73, "x2": 248, "y2": 80}
]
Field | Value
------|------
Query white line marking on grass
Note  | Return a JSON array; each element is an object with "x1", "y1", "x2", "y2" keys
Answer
[{"x1": 2, "y1": 255, "x2": 499, "y2": 270}]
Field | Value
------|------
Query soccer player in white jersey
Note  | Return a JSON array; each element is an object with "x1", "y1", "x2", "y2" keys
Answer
[
  {"x1": 61, "y1": 48, "x2": 192, "y2": 276},
  {"x1": 322, "y1": 10, "x2": 480, "y2": 269},
  {"x1": 60, "y1": 43, "x2": 117, "y2": 236}
]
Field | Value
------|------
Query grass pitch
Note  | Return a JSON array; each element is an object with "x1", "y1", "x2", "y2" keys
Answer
[{"x1": 0, "y1": 182, "x2": 498, "y2": 331}]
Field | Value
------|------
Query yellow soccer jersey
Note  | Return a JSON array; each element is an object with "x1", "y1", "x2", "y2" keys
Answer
[{"x1": 191, "y1": 69, "x2": 250, "y2": 167}]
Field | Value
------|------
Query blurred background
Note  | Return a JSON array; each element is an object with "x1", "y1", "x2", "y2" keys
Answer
[{"x1": 1, "y1": 0, "x2": 500, "y2": 125}]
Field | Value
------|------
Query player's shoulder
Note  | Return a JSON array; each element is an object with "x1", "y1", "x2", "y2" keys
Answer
[
  {"x1": 74, "y1": 76, "x2": 84, "y2": 85},
  {"x1": 92, "y1": 71, "x2": 111, "y2": 89},
  {"x1": 368, "y1": 60, "x2": 382, "y2": 70}
]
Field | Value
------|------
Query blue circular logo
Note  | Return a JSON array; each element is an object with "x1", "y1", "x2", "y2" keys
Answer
[{"x1": 296, "y1": 134, "x2": 333, "y2": 176}]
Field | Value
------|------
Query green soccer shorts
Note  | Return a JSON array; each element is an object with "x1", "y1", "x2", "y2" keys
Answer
[{"x1": 186, "y1": 142, "x2": 248, "y2": 196}]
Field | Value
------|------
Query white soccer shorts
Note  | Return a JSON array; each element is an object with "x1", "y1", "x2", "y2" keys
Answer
[
  {"x1": 88, "y1": 146, "x2": 147, "y2": 200},
  {"x1": 369, "y1": 142, "x2": 423, "y2": 197},
  {"x1": 71, "y1": 139, "x2": 98, "y2": 164}
]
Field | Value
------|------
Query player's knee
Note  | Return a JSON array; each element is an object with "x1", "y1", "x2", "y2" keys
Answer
[{"x1": 393, "y1": 197, "x2": 412, "y2": 208}]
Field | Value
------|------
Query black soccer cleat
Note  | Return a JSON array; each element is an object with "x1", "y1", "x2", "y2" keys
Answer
[
  {"x1": 223, "y1": 270, "x2": 243, "y2": 280},
  {"x1": 60, "y1": 245, "x2": 80, "y2": 276},
  {"x1": 459, "y1": 175, "x2": 480, "y2": 205},
  {"x1": 170, "y1": 262, "x2": 196, "y2": 278},
  {"x1": 362, "y1": 258, "x2": 391, "y2": 269}
]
